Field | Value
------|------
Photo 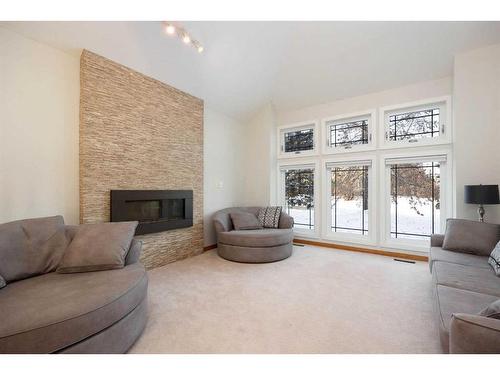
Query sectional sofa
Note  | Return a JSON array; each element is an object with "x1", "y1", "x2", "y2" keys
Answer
[{"x1": 429, "y1": 220, "x2": 500, "y2": 353}]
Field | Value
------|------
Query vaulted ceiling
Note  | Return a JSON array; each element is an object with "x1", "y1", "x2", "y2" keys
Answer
[{"x1": 3, "y1": 21, "x2": 500, "y2": 120}]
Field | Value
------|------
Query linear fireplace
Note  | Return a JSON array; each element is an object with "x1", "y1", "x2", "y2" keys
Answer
[{"x1": 110, "y1": 190, "x2": 193, "y2": 235}]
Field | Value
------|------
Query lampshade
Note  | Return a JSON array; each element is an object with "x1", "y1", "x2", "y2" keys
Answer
[{"x1": 464, "y1": 185, "x2": 500, "y2": 205}]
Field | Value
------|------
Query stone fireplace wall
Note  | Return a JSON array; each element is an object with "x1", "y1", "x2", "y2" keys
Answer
[{"x1": 79, "y1": 50, "x2": 203, "y2": 269}]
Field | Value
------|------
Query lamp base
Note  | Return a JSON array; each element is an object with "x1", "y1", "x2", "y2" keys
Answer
[{"x1": 478, "y1": 205, "x2": 485, "y2": 222}]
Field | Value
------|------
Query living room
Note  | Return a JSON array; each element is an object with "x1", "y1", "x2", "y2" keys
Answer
[{"x1": 1, "y1": 0, "x2": 500, "y2": 373}]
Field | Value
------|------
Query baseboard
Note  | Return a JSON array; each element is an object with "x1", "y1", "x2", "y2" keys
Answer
[
  {"x1": 293, "y1": 238, "x2": 429, "y2": 262},
  {"x1": 203, "y1": 244, "x2": 217, "y2": 252}
]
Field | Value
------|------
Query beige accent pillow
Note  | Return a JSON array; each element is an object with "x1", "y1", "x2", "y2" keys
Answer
[
  {"x1": 57, "y1": 221, "x2": 138, "y2": 273},
  {"x1": 479, "y1": 299, "x2": 500, "y2": 319},
  {"x1": 230, "y1": 212, "x2": 263, "y2": 230}
]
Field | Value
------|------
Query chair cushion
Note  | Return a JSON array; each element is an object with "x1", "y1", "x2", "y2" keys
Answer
[
  {"x1": 229, "y1": 212, "x2": 263, "y2": 230},
  {"x1": 0, "y1": 216, "x2": 70, "y2": 283},
  {"x1": 432, "y1": 261, "x2": 500, "y2": 297},
  {"x1": 0, "y1": 263, "x2": 147, "y2": 353},
  {"x1": 442, "y1": 219, "x2": 500, "y2": 256},
  {"x1": 218, "y1": 228, "x2": 293, "y2": 248},
  {"x1": 429, "y1": 247, "x2": 490, "y2": 271},
  {"x1": 57, "y1": 221, "x2": 138, "y2": 273}
]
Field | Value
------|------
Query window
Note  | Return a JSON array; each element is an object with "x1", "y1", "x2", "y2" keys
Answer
[
  {"x1": 330, "y1": 165, "x2": 369, "y2": 235},
  {"x1": 322, "y1": 111, "x2": 375, "y2": 154},
  {"x1": 278, "y1": 122, "x2": 318, "y2": 158},
  {"x1": 384, "y1": 154, "x2": 447, "y2": 246},
  {"x1": 285, "y1": 128, "x2": 314, "y2": 152},
  {"x1": 389, "y1": 108, "x2": 440, "y2": 141},
  {"x1": 381, "y1": 97, "x2": 450, "y2": 148},
  {"x1": 279, "y1": 164, "x2": 317, "y2": 233}
]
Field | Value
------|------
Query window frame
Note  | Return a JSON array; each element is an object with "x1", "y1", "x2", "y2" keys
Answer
[
  {"x1": 379, "y1": 96, "x2": 451, "y2": 149},
  {"x1": 277, "y1": 159, "x2": 321, "y2": 238},
  {"x1": 321, "y1": 109, "x2": 377, "y2": 154},
  {"x1": 277, "y1": 121, "x2": 319, "y2": 159},
  {"x1": 322, "y1": 154, "x2": 377, "y2": 245},
  {"x1": 379, "y1": 148, "x2": 453, "y2": 252}
]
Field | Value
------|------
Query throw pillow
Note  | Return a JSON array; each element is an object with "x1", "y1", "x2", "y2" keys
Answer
[
  {"x1": 442, "y1": 219, "x2": 500, "y2": 256},
  {"x1": 0, "y1": 275, "x2": 5, "y2": 289},
  {"x1": 0, "y1": 215, "x2": 70, "y2": 282},
  {"x1": 257, "y1": 206, "x2": 282, "y2": 229},
  {"x1": 479, "y1": 299, "x2": 500, "y2": 319},
  {"x1": 230, "y1": 212, "x2": 263, "y2": 230},
  {"x1": 57, "y1": 221, "x2": 138, "y2": 273},
  {"x1": 488, "y1": 241, "x2": 500, "y2": 276}
]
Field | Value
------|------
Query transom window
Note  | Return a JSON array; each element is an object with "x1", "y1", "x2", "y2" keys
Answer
[
  {"x1": 283, "y1": 168, "x2": 315, "y2": 230},
  {"x1": 329, "y1": 164, "x2": 369, "y2": 235},
  {"x1": 279, "y1": 123, "x2": 317, "y2": 156},
  {"x1": 389, "y1": 161, "x2": 441, "y2": 240},
  {"x1": 327, "y1": 118, "x2": 368, "y2": 148},
  {"x1": 388, "y1": 108, "x2": 440, "y2": 142}
]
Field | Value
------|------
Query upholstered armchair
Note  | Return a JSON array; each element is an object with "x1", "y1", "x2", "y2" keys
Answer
[{"x1": 213, "y1": 207, "x2": 294, "y2": 263}]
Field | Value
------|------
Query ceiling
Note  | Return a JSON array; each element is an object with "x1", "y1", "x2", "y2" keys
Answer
[{"x1": 3, "y1": 21, "x2": 500, "y2": 121}]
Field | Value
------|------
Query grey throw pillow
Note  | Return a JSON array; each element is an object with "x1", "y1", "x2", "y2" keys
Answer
[
  {"x1": 0, "y1": 275, "x2": 5, "y2": 289},
  {"x1": 479, "y1": 299, "x2": 500, "y2": 319},
  {"x1": 229, "y1": 212, "x2": 263, "y2": 230},
  {"x1": 57, "y1": 221, "x2": 138, "y2": 273},
  {"x1": 442, "y1": 219, "x2": 500, "y2": 256},
  {"x1": 0, "y1": 215, "x2": 70, "y2": 282},
  {"x1": 488, "y1": 241, "x2": 500, "y2": 276},
  {"x1": 257, "y1": 206, "x2": 282, "y2": 229}
]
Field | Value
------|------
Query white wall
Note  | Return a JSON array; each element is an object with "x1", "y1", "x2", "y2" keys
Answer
[
  {"x1": 203, "y1": 107, "x2": 247, "y2": 245},
  {"x1": 0, "y1": 27, "x2": 80, "y2": 224},
  {"x1": 276, "y1": 77, "x2": 452, "y2": 125},
  {"x1": 241, "y1": 103, "x2": 277, "y2": 206},
  {"x1": 453, "y1": 43, "x2": 500, "y2": 223}
]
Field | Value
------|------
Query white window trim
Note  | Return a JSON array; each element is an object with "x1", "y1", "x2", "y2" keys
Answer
[
  {"x1": 321, "y1": 154, "x2": 377, "y2": 246},
  {"x1": 378, "y1": 147, "x2": 453, "y2": 252},
  {"x1": 277, "y1": 121, "x2": 319, "y2": 159},
  {"x1": 379, "y1": 96, "x2": 452, "y2": 150},
  {"x1": 277, "y1": 158, "x2": 321, "y2": 239},
  {"x1": 321, "y1": 109, "x2": 377, "y2": 155}
]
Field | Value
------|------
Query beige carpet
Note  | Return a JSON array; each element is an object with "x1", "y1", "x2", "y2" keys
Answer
[{"x1": 129, "y1": 245, "x2": 442, "y2": 354}]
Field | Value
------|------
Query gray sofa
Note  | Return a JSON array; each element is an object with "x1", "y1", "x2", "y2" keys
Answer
[
  {"x1": 213, "y1": 207, "x2": 294, "y2": 263},
  {"x1": 429, "y1": 224, "x2": 500, "y2": 353},
  {"x1": 0, "y1": 216, "x2": 148, "y2": 354}
]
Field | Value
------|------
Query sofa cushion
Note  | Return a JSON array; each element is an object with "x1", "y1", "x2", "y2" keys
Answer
[
  {"x1": 434, "y1": 284, "x2": 498, "y2": 352},
  {"x1": 218, "y1": 228, "x2": 293, "y2": 248},
  {"x1": 229, "y1": 212, "x2": 263, "y2": 230},
  {"x1": 479, "y1": 299, "x2": 500, "y2": 319},
  {"x1": 57, "y1": 221, "x2": 138, "y2": 273},
  {"x1": 432, "y1": 261, "x2": 500, "y2": 297},
  {"x1": 442, "y1": 219, "x2": 500, "y2": 256},
  {"x1": 0, "y1": 216, "x2": 70, "y2": 282},
  {"x1": 0, "y1": 263, "x2": 147, "y2": 353},
  {"x1": 429, "y1": 247, "x2": 490, "y2": 272},
  {"x1": 257, "y1": 206, "x2": 282, "y2": 229}
]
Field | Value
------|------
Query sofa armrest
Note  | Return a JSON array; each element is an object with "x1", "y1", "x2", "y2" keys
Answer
[
  {"x1": 449, "y1": 313, "x2": 500, "y2": 353},
  {"x1": 279, "y1": 212, "x2": 294, "y2": 229},
  {"x1": 125, "y1": 239, "x2": 143, "y2": 265},
  {"x1": 430, "y1": 234, "x2": 445, "y2": 247}
]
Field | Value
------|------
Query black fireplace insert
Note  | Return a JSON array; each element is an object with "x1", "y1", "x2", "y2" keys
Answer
[{"x1": 110, "y1": 190, "x2": 193, "y2": 235}]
